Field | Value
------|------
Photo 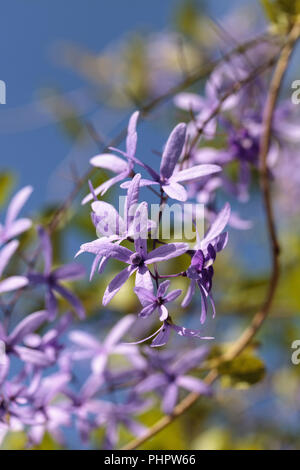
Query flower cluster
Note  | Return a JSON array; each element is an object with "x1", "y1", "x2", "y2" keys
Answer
[
  {"x1": 1, "y1": 34, "x2": 299, "y2": 450},
  {"x1": 79, "y1": 110, "x2": 230, "y2": 346},
  {"x1": 0, "y1": 187, "x2": 213, "y2": 449}
]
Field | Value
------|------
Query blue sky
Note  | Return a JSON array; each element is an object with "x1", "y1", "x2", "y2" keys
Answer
[{"x1": 0, "y1": 0, "x2": 256, "y2": 210}]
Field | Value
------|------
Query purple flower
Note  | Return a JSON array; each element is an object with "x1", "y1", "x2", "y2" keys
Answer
[
  {"x1": 125, "y1": 319, "x2": 213, "y2": 348},
  {"x1": 25, "y1": 372, "x2": 71, "y2": 446},
  {"x1": 95, "y1": 399, "x2": 149, "y2": 449},
  {"x1": 0, "y1": 310, "x2": 49, "y2": 383},
  {"x1": 174, "y1": 61, "x2": 243, "y2": 140},
  {"x1": 82, "y1": 175, "x2": 155, "y2": 281},
  {"x1": 69, "y1": 315, "x2": 141, "y2": 375},
  {"x1": 122, "y1": 122, "x2": 221, "y2": 201},
  {"x1": 136, "y1": 346, "x2": 211, "y2": 414},
  {"x1": 0, "y1": 240, "x2": 29, "y2": 294},
  {"x1": 134, "y1": 280, "x2": 182, "y2": 321},
  {"x1": 79, "y1": 202, "x2": 188, "y2": 305},
  {"x1": 182, "y1": 203, "x2": 231, "y2": 324},
  {"x1": 82, "y1": 111, "x2": 139, "y2": 204},
  {"x1": 0, "y1": 186, "x2": 33, "y2": 246},
  {"x1": 28, "y1": 226, "x2": 85, "y2": 320},
  {"x1": 22, "y1": 312, "x2": 73, "y2": 366}
]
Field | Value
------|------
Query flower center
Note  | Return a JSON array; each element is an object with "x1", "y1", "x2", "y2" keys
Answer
[{"x1": 130, "y1": 253, "x2": 144, "y2": 267}]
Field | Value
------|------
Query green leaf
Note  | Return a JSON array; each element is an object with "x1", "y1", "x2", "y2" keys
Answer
[
  {"x1": 0, "y1": 172, "x2": 15, "y2": 207},
  {"x1": 218, "y1": 351, "x2": 266, "y2": 388},
  {"x1": 261, "y1": 0, "x2": 300, "y2": 29}
]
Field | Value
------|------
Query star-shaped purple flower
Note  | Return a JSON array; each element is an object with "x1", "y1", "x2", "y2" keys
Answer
[
  {"x1": 135, "y1": 346, "x2": 211, "y2": 414},
  {"x1": 28, "y1": 226, "x2": 85, "y2": 320},
  {"x1": 134, "y1": 280, "x2": 182, "y2": 321}
]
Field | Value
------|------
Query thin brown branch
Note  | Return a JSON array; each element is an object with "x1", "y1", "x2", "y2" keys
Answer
[{"x1": 121, "y1": 19, "x2": 300, "y2": 451}]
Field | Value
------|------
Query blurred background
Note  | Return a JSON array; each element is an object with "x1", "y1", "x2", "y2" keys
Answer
[{"x1": 1, "y1": 0, "x2": 300, "y2": 450}]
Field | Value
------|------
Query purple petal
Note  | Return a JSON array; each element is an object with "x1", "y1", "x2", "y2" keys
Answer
[
  {"x1": 90, "y1": 153, "x2": 128, "y2": 173},
  {"x1": 0, "y1": 240, "x2": 19, "y2": 277},
  {"x1": 69, "y1": 331, "x2": 100, "y2": 350},
  {"x1": 125, "y1": 173, "x2": 141, "y2": 229},
  {"x1": 91, "y1": 201, "x2": 125, "y2": 237},
  {"x1": 146, "y1": 243, "x2": 188, "y2": 264},
  {"x1": 45, "y1": 288, "x2": 58, "y2": 321},
  {"x1": 105, "y1": 314, "x2": 136, "y2": 348},
  {"x1": 52, "y1": 263, "x2": 85, "y2": 281},
  {"x1": 138, "y1": 303, "x2": 157, "y2": 318},
  {"x1": 126, "y1": 111, "x2": 139, "y2": 157},
  {"x1": 151, "y1": 323, "x2": 171, "y2": 347},
  {"x1": 134, "y1": 286, "x2": 156, "y2": 305},
  {"x1": 136, "y1": 373, "x2": 167, "y2": 393},
  {"x1": 134, "y1": 271, "x2": 154, "y2": 299},
  {"x1": 172, "y1": 346, "x2": 209, "y2": 375},
  {"x1": 102, "y1": 266, "x2": 136, "y2": 306},
  {"x1": 177, "y1": 375, "x2": 211, "y2": 395},
  {"x1": 0, "y1": 276, "x2": 28, "y2": 294},
  {"x1": 160, "y1": 123, "x2": 186, "y2": 179},
  {"x1": 194, "y1": 147, "x2": 232, "y2": 164},
  {"x1": 162, "y1": 383, "x2": 178, "y2": 414},
  {"x1": 162, "y1": 182, "x2": 187, "y2": 201},
  {"x1": 174, "y1": 93, "x2": 205, "y2": 112},
  {"x1": 201, "y1": 203, "x2": 231, "y2": 249},
  {"x1": 124, "y1": 419, "x2": 147, "y2": 438},
  {"x1": 164, "y1": 289, "x2": 182, "y2": 303},
  {"x1": 13, "y1": 346, "x2": 51, "y2": 367},
  {"x1": 158, "y1": 304, "x2": 168, "y2": 321},
  {"x1": 91, "y1": 353, "x2": 107, "y2": 375},
  {"x1": 5, "y1": 186, "x2": 33, "y2": 227},
  {"x1": 198, "y1": 283, "x2": 208, "y2": 324},
  {"x1": 173, "y1": 164, "x2": 221, "y2": 184},
  {"x1": 133, "y1": 202, "x2": 149, "y2": 252},
  {"x1": 79, "y1": 241, "x2": 132, "y2": 263},
  {"x1": 37, "y1": 226, "x2": 52, "y2": 275},
  {"x1": 0, "y1": 354, "x2": 9, "y2": 386},
  {"x1": 181, "y1": 279, "x2": 196, "y2": 308},
  {"x1": 121, "y1": 178, "x2": 159, "y2": 189},
  {"x1": 3, "y1": 218, "x2": 32, "y2": 241},
  {"x1": 157, "y1": 280, "x2": 170, "y2": 298},
  {"x1": 8, "y1": 310, "x2": 47, "y2": 346},
  {"x1": 82, "y1": 172, "x2": 128, "y2": 204}
]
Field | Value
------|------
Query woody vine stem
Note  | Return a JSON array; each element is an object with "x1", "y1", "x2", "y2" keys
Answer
[{"x1": 122, "y1": 18, "x2": 300, "y2": 451}]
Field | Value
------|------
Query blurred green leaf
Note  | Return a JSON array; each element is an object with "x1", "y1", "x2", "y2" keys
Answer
[
  {"x1": 261, "y1": 0, "x2": 300, "y2": 32},
  {"x1": 218, "y1": 351, "x2": 266, "y2": 388},
  {"x1": 0, "y1": 172, "x2": 15, "y2": 207}
]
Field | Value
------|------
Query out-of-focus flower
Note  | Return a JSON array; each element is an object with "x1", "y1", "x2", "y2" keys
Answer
[
  {"x1": 136, "y1": 346, "x2": 211, "y2": 414},
  {"x1": 69, "y1": 314, "x2": 141, "y2": 375},
  {"x1": 0, "y1": 310, "x2": 49, "y2": 384},
  {"x1": 28, "y1": 226, "x2": 85, "y2": 320},
  {"x1": 0, "y1": 240, "x2": 28, "y2": 295}
]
